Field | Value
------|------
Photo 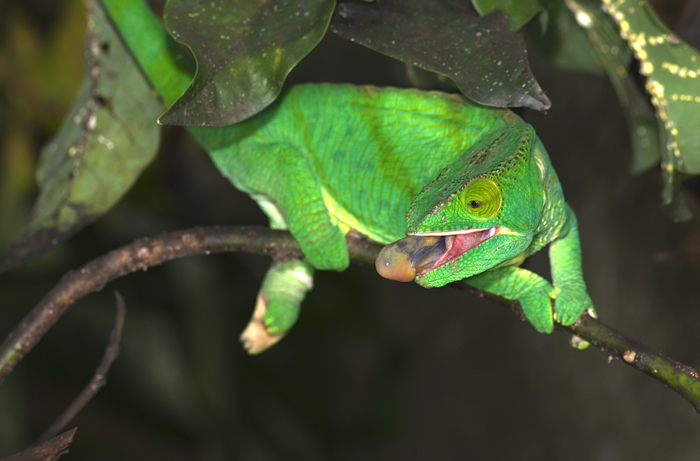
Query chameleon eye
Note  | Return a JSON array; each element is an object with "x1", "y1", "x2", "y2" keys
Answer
[{"x1": 462, "y1": 178, "x2": 502, "y2": 218}]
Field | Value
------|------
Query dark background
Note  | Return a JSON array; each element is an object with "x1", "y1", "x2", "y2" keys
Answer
[{"x1": 1, "y1": 0, "x2": 700, "y2": 459}]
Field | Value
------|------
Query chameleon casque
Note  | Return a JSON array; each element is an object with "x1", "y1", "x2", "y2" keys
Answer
[{"x1": 104, "y1": 0, "x2": 595, "y2": 353}]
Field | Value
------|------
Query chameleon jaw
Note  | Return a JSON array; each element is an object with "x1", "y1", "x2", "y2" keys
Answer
[
  {"x1": 412, "y1": 227, "x2": 498, "y2": 277},
  {"x1": 375, "y1": 227, "x2": 498, "y2": 282}
]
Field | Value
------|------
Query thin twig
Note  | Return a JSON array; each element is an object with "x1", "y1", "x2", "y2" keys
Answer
[
  {"x1": 0, "y1": 225, "x2": 699, "y2": 412},
  {"x1": 1, "y1": 428, "x2": 77, "y2": 461},
  {"x1": 568, "y1": 311, "x2": 700, "y2": 411},
  {"x1": 0, "y1": 226, "x2": 303, "y2": 383},
  {"x1": 34, "y1": 293, "x2": 127, "y2": 444},
  {"x1": 455, "y1": 281, "x2": 700, "y2": 412}
]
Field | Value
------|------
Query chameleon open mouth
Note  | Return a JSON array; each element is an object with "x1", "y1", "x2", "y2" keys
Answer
[
  {"x1": 375, "y1": 227, "x2": 498, "y2": 282},
  {"x1": 413, "y1": 227, "x2": 498, "y2": 276}
]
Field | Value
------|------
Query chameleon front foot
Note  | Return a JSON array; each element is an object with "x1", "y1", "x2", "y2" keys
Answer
[
  {"x1": 553, "y1": 283, "x2": 594, "y2": 326},
  {"x1": 240, "y1": 293, "x2": 285, "y2": 354}
]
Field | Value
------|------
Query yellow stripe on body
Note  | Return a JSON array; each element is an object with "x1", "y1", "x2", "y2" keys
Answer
[{"x1": 321, "y1": 188, "x2": 393, "y2": 244}]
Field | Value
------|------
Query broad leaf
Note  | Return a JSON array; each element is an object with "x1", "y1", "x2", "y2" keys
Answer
[
  {"x1": 529, "y1": 0, "x2": 605, "y2": 76},
  {"x1": 563, "y1": 0, "x2": 661, "y2": 175},
  {"x1": 331, "y1": 0, "x2": 550, "y2": 112},
  {"x1": 471, "y1": 0, "x2": 543, "y2": 31},
  {"x1": 603, "y1": 0, "x2": 700, "y2": 220},
  {"x1": 159, "y1": 0, "x2": 335, "y2": 126},
  {"x1": 0, "y1": 0, "x2": 162, "y2": 272}
]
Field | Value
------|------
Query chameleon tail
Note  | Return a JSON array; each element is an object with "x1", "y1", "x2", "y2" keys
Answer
[
  {"x1": 101, "y1": 0, "x2": 194, "y2": 107},
  {"x1": 240, "y1": 260, "x2": 314, "y2": 354},
  {"x1": 102, "y1": 0, "x2": 328, "y2": 353}
]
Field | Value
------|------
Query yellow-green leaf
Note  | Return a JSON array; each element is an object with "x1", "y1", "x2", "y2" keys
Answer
[
  {"x1": 0, "y1": 0, "x2": 162, "y2": 271},
  {"x1": 604, "y1": 0, "x2": 700, "y2": 219}
]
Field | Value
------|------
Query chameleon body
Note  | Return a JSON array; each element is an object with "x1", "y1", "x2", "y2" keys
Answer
[{"x1": 103, "y1": 0, "x2": 595, "y2": 352}]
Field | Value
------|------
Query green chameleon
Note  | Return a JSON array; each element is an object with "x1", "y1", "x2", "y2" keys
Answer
[{"x1": 103, "y1": 0, "x2": 595, "y2": 353}]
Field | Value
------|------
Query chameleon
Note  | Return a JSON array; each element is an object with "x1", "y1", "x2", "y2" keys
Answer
[{"x1": 102, "y1": 0, "x2": 595, "y2": 353}]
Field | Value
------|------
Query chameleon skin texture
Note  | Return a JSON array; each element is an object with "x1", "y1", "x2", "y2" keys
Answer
[
  {"x1": 260, "y1": 260, "x2": 314, "y2": 334},
  {"x1": 200, "y1": 84, "x2": 520, "y2": 270},
  {"x1": 102, "y1": 0, "x2": 593, "y2": 339},
  {"x1": 206, "y1": 86, "x2": 592, "y2": 333},
  {"x1": 382, "y1": 124, "x2": 594, "y2": 333},
  {"x1": 407, "y1": 125, "x2": 544, "y2": 281}
]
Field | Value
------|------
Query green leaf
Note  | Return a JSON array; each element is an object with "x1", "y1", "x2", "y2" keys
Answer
[
  {"x1": 603, "y1": 0, "x2": 700, "y2": 219},
  {"x1": 660, "y1": 133, "x2": 694, "y2": 222},
  {"x1": 562, "y1": 0, "x2": 661, "y2": 176},
  {"x1": 158, "y1": 0, "x2": 335, "y2": 126},
  {"x1": 624, "y1": 77, "x2": 662, "y2": 174},
  {"x1": 0, "y1": 0, "x2": 162, "y2": 272},
  {"x1": 529, "y1": 0, "x2": 605, "y2": 75},
  {"x1": 331, "y1": 0, "x2": 551, "y2": 112},
  {"x1": 471, "y1": 0, "x2": 543, "y2": 31}
]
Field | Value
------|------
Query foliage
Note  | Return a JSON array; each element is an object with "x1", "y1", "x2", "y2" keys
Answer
[
  {"x1": 0, "y1": 1, "x2": 162, "y2": 271},
  {"x1": 3, "y1": 0, "x2": 700, "y2": 270},
  {"x1": 160, "y1": 0, "x2": 335, "y2": 126},
  {"x1": 2, "y1": 0, "x2": 700, "y2": 458}
]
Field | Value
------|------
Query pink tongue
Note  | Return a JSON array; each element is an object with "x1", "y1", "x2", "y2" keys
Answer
[{"x1": 435, "y1": 231, "x2": 489, "y2": 268}]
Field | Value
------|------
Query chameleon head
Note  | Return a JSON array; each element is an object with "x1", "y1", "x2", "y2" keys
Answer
[{"x1": 376, "y1": 123, "x2": 546, "y2": 287}]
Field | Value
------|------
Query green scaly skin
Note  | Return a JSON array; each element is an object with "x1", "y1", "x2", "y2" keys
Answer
[
  {"x1": 101, "y1": 0, "x2": 595, "y2": 351},
  {"x1": 386, "y1": 124, "x2": 595, "y2": 333}
]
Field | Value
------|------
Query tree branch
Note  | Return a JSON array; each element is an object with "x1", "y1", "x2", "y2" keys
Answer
[
  {"x1": 567, "y1": 311, "x2": 700, "y2": 412},
  {"x1": 0, "y1": 225, "x2": 699, "y2": 412},
  {"x1": 455, "y1": 282, "x2": 700, "y2": 412},
  {"x1": 34, "y1": 292, "x2": 126, "y2": 444},
  {"x1": 1, "y1": 428, "x2": 77, "y2": 461},
  {"x1": 0, "y1": 226, "x2": 302, "y2": 383}
]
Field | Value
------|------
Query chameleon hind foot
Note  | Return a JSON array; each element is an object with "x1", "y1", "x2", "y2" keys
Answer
[
  {"x1": 240, "y1": 260, "x2": 314, "y2": 354},
  {"x1": 241, "y1": 293, "x2": 285, "y2": 354}
]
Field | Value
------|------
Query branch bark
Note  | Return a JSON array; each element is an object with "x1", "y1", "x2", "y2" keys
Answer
[
  {"x1": 0, "y1": 225, "x2": 699, "y2": 412},
  {"x1": 1, "y1": 428, "x2": 77, "y2": 461},
  {"x1": 457, "y1": 281, "x2": 700, "y2": 411},
  {"x1": 34, "y1": 292, "x2": 126, "y2": 444}
]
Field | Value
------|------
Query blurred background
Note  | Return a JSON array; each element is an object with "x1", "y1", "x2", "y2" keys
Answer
[{"x1": 1, "y1": 0, "x2": 700, "y2": 459}]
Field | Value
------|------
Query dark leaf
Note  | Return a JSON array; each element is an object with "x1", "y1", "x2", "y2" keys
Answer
[
  {"x1": 660, "y1": 134, "x2": 694, "y2": 222},
  {"x1": 159, "y1": 0, "x2": 335, "y2": 126},
  {"x1": 624, "y1": 76, "x2": 662, "y2": 174},
  {"x1": 528, "y1": 0, "x2": 605, "y2": 76},
  {"x1": 471, "y1": 0, "x2": 543, "y2": 31},
  {"x1": 0, "y1": 0, "x2": 162, "y2": 272},
  {"x1": 331, "y1": 0, "x2": 550, "y2": 111}
]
